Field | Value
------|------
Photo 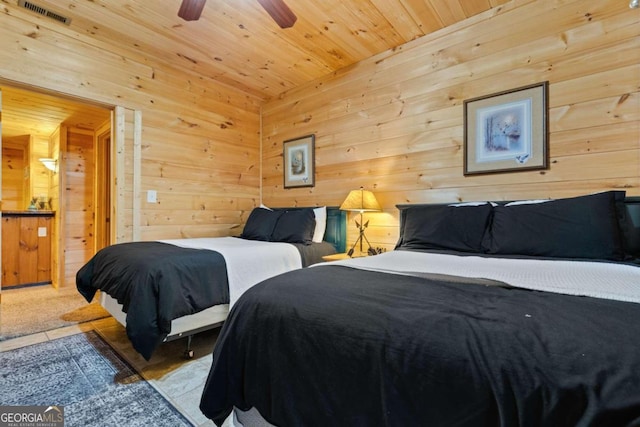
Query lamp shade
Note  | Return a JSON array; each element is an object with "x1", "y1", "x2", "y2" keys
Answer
[
  {"x1": 340, "y1": 188, "x2": 381, "y2": 212},
  {"x1": 39, "y1": 158, "x2": 57, "y2": 172}
]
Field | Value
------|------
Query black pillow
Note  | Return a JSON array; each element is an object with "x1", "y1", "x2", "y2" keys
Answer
[
  {"x1": 241, "y1": 208, "x2": 283, "y2": 241},
  {"x1": 271, "y1": 209, "x2": 316, "y2": 245},
  {"x1": 396, "y1": 203, "x2": 493, "y2": 253},
  {"x1": 483, "y1": 191, "x2": 626, "y2": 260}
]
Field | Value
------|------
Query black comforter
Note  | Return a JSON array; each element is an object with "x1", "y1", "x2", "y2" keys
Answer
[
  {"x1": 76, "y1": 242, "x2": 229, "y2": 360},
  {"x1": 200, "y1": 265, "x2": 640, "y2": 426}
]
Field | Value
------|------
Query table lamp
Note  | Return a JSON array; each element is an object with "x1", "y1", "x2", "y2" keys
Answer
[{"x1": 340, "y1": 187, "x2": 381, "y2": 256}]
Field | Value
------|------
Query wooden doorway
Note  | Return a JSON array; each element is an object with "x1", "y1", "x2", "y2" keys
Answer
[
  {"x1": 95, "y1": 123, "x2": 112, "y2": 251},
  {"x1": 0, "y1": 83, "x2": 112, "y2": 289}
]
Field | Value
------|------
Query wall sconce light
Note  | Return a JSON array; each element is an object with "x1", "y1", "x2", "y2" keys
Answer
[
  {"x1": 39, "y1": 158, "x2": 58, "y2": 173},
  {"x1": 340, "y1": 187, "x2": 381, "y2": 257},
  {"x1": 631, "y1": 0, "x2": 639, "y2": 8}
]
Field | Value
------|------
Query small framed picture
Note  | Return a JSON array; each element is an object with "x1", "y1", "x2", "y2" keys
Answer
[
  {"x1": 283, "y1": 134, "x2": 315, "y2": 188},
  {"x1": 463, "y1": 81, "x2": 549, "y2": 175}
]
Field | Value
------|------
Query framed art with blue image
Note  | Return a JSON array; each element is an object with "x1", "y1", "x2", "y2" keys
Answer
[{"x1": 464, "y1": 81, "x2": 548, "y2": 176}]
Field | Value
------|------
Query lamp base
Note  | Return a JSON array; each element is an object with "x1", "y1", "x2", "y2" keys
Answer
[
  {"x1": 347, "y1": 250, "x2": 369, "y2": 258},
  {"x1": 346, "y1": 221, "x2": 372, "y2": 257}
]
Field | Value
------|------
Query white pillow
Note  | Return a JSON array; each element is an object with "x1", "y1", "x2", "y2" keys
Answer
[
  {"x1": 504, "y1": 199, "x2": 550, "y2": 206},
  {"x1": 448, "y1": 201, "x2": 494, "y2": 207},
  {"x1": 313, "y1": 206, "x2": 327, "y2": 243}
]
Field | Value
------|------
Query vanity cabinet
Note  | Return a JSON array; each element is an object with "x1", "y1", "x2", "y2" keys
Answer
[{"x1": 2, "y1": 211, "x2": 54, "y2": 288}]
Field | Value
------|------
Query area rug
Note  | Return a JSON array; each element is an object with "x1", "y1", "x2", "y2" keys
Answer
[
  {"x1": 0, "y1": 285, "x2": 110, "y2": 341},
  {"x1": 0, "y1": 331, "x2": 193, "y2": 426}
]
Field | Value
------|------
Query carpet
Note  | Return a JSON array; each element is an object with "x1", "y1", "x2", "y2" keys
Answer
[
  {"x1": 0, "y1": 285, "x2": 110, "y2": 341},
  {"x1": 0, "y1": 331, "x2": 193, "y2": 426}
]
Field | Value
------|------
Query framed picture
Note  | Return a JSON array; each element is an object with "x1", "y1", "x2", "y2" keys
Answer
[
  {"x1": 463, "y1": 81, "x2": 548, "y2": 176},
  {"x1": 283, "y1": 134, "x2": 315, "y2": 188}
]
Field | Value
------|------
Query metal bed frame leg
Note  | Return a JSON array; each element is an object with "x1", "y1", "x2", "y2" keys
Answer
[
  {"x1": 167, "y1": 320, "x2": 225, "y2": 359},
  {"x1": 183, "y1": 335, "x2": 194, "y2": 359}
]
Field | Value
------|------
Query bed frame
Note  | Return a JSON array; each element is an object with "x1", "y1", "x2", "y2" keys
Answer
[{"x1": 100, "y1": 206, "x2": 347, "y2": 358}]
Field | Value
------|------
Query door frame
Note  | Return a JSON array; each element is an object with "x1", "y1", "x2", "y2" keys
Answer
[{"x1": 94, "y1": 119, "x2": 113, "y2": 252}]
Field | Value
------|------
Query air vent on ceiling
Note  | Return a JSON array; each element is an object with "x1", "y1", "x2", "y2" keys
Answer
[{"x1": 18, "y1": 0, "x2": 72, "y2": 25}]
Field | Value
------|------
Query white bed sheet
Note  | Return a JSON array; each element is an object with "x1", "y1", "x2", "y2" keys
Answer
[
  {"x1": 160, "y1": 237, "x2": 302, "y2": 308},
  {"x1": 315, "y1": 250, "x2": 640, "y2": 304}
]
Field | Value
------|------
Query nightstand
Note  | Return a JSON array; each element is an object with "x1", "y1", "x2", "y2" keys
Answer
[{"x1": 322, "y1": 252, "x2": 367, "y2": 262}]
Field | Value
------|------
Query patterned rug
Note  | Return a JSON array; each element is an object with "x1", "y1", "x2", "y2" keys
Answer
[
  {"x1": 0, "y1": 285, "x2": 110, "y2": 341},
  {"x1": 0, "y1": 331, "x2": 193, "y2": 426}
]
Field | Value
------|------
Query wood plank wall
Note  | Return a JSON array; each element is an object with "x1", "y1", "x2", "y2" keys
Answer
[
  {"x1": 1, "y1": 136, "x2": 28, "y2": 210},
  {"x1": 0, "y1": 2, "x2": 262, "y2": 247},
  {"x1": 2, "y1": 135, "x2": 51, "y2": 209},
  {"x1": 1, "y1": 0, "x2": 638, "y2": 258},
  {"x1": 30, "y1": 136, "x2": 51, "y2": 201},
  {"x1": 63, "y1": 128, "x2": 95, "y2": 285},
  {"x1": 114, "y1": 107, "x2": 136, "y2": 244},
  {"x1": 261, "y1": 0, "x2": 640, "y2": 250}
]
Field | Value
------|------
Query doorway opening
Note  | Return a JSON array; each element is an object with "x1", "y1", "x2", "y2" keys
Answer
[{"x1": 0, "y1": 83, "x2": 113, "y2": 291}]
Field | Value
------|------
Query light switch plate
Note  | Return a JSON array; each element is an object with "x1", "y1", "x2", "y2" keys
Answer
[
  {"x1": 147, "y1": 190, "x2": 157, "y2": 203},
  {"x1": 38, "y1": 227, "x2": 47, "y2": 237}
]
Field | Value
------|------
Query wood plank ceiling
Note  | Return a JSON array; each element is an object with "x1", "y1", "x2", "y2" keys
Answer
[
  {"x1": 1, "y1": 85, "x2": 111, "y2": 138},
  {"x1": 1, "y1": 0, "x2": 509, "y2": 137},
  {"x1": 12, "y1": 0, "x2": 510, "y2": 101}
]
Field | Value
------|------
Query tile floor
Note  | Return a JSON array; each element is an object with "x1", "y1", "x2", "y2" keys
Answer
[{"x1": 0, "y1": 316, "x2": 219, "y2": 427}]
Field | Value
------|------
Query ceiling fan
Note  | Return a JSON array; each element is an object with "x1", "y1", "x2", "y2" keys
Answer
[{"x1": 178, "y1": 0, "x2": 297, "y2": 28}]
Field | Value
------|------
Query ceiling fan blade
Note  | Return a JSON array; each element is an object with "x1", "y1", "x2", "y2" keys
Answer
[
  {"x1": 178, "y1": 0, "x2": 206, "y2": 21},
  {"x1": 257, "y1": 0, "x2": 297, "y2": 28}
]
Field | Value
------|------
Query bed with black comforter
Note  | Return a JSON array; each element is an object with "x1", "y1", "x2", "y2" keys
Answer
[
  {"x1": 199, "y1": 191, "x2": 640, "y2": 426},
  {"x1": 77, "y1": 241, "x2": 229, "y2": 360},
  {"x1": 76, "y1": 206, "x2": 343, "y2": 360}
]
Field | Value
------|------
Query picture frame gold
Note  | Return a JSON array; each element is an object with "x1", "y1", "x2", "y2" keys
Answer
[
  {"x1": 463, "y1": 81, "x2": 549, "y2": 176},
  {"x1": 283, "y1": 134, "x2": 315, "y2": 188}
]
